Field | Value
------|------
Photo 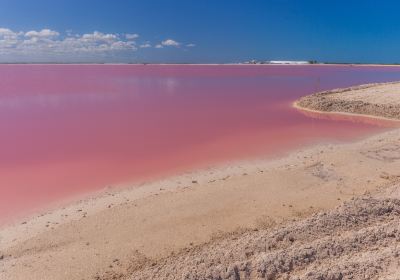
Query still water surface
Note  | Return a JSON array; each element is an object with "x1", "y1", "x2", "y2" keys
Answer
[{"x1": 1, "y1": 64, "x2": 400, "y2": 221}]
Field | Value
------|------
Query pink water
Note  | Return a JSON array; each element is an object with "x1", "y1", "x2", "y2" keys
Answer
[{"x1": 1, "y1": 64, "x2": 400, "y2": 223}]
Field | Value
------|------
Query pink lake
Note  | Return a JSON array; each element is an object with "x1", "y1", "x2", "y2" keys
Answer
[{"x1": 1, "y1": 64, "x2": 400, "y2": 223}]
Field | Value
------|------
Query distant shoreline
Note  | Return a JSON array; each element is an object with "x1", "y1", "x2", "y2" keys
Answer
[{"x1": 0, "y1": 63, "x2": 400, "y2": 66}]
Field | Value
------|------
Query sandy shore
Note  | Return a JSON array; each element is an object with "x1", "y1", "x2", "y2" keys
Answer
[
  {"x1": 2, "y1": 82, "x2": 400, "y2": 279},
  {"x1": 295, "y1": 81, "x2": 400, "y2": 121}
]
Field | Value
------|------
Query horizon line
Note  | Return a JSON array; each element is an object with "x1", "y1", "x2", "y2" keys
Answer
[{"x1": 0, "y1": 62, "x2": 399, "y2": 66}]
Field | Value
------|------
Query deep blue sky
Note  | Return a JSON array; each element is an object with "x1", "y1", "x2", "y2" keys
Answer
[{"x1": 0, "y1": 0, "x2": 399, "y2": 63}]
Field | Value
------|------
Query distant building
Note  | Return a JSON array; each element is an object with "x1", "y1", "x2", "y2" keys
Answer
[
  {"x1": 268, "y1": 61, "x2": 310, "y2": 65},
  {"x1": 244, "y1": 60, "x2": 315, "y2": 65},
  {"x1": 245, "y1": 60, "x2": 259, "y2": 64}
]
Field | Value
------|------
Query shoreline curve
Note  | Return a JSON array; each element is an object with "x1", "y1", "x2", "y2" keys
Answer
[{"x1": 293, "y1": 81, "x2": 400, "y2": 122}]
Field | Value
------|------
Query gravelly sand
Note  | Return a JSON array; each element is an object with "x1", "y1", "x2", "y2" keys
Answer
[
  {"x1": 2, "y1": 82, "x2": 400, "y2": 280},
  {"x1": 128, "y1": 185, "x2": 400, "y2": 280}
]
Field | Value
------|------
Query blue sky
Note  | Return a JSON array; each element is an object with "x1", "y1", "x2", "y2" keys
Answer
[{"x1": 0, "y1": 0, "x2": 399, "y2": 63}]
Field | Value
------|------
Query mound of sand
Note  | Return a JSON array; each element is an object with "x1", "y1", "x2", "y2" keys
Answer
[
  {"x1": 126, "y1": 185, "x2": 400, "y2": 280},
  {"x1": 295, "y1": 82, "x2": 400, "y2": 121}
]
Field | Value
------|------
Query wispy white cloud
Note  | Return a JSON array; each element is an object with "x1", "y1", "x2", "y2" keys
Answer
[
  {"x1": 80, "y1": 31, "x2": 118, "y2": 42},
  {"x1": 125, "y1": 33, "x2": 139, "y2": 40},
  {"x1": 0, "y1": 28, "x2": 21, "y2": 49},
  {"x1": 161, "y1": 39, "x2": 180, "y2": 47},
  {"x1": 0, "y1": 27, "x2": 194, "y2": 62},
  {"x1": 0, "y1": 28, "x2": 21, "y2": 38},
  {"x1": 140, "y1": 42, "x2": 152, "y2": 48},
  {"x1": 186, "y1": 43, "x2": 196, "y2": 47},
  {"x1": 0, "y1": 28, "x2": 138, "y2": 59},
  {"x1": 25, "y1": 29, "x2": 59, "y2": 38}
]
